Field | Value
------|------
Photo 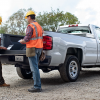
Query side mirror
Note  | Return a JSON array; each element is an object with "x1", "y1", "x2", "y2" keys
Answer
[{"x1": 86, "y1": 33, "x2": 95, "y2": 38}]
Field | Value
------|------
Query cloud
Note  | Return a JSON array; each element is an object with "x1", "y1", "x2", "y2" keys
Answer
[
  {"x1": 74, "y1": 0, "x2": 100, "y2": 26},
  {"x1": 0, "y1": 0, "x2": 79, "y2": 22},
  {"x1": 0, "y1": 0, "x2": 100, "y2": 27},
  {"x1": 0, "y1": 0, "x2": 12, "y2": 22}
]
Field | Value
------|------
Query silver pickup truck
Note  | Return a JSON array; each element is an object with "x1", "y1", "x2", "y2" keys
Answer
[{"x1": 0, "y1": 24, "x2": 100, "y2": 82}]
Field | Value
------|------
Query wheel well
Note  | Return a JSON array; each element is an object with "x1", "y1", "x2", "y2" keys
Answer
[{"x1": 66, "y1": 48, "x2": 83, "y2": 64}]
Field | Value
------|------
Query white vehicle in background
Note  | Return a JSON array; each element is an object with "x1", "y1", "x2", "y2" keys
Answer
[{"x1": 0, "y1": 24, "x2": 100, "y2": 82}]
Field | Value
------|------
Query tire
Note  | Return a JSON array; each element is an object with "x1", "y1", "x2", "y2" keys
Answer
[
  {"x1": 59, "y1": 55, "x2": 80, "y2": 82},
  {"x1": 16, "y1": 67, "x2": 32, "y2": 79}
]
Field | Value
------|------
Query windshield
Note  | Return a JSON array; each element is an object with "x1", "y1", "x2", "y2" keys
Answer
[{"x1": 57, "y1": 26, "x2": 91, "y2": 34}]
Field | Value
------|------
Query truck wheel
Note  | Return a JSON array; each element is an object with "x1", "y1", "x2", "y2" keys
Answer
[
  {"x1": 59, "y1": 55, "x2": 80, "y2": 82},
  {"x1": 16, "y1": 67, "x2": 32, "y2": 79}
]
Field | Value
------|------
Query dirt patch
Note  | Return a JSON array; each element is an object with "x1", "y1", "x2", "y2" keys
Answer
[{"x1": 1, "y1": 65, "x2": 100, "y2": 100}]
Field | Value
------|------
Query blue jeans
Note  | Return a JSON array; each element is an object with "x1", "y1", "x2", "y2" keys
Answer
[{"x1": 28, "y1": 48, "x2": 42, "y2": 89}]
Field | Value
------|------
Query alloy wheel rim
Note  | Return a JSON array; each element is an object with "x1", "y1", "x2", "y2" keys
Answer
[{"x1": 69, "y1": 60, "x2": 78, "y2": 79}]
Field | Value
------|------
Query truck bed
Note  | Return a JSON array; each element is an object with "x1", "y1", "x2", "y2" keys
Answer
[
  {"x1": 0, "y1": 34, "x2": 26, "y2": 55},
  {"x1": 0, "y1": 33, "x2": 50, "y2": 67}
]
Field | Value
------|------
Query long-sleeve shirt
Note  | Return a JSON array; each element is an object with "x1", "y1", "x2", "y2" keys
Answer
[{"x1": 24, "y1": 25, "x2": 33, "y2": 42}]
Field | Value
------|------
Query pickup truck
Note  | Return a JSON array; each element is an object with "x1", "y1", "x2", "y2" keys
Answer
[{"x1": 0, "y1": 24, "x2": 100, "y2": 82}]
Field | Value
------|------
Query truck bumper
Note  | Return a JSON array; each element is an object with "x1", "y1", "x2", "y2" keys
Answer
[{"x1": 0, "y1": 50, "x2": 51, "y2": 68}]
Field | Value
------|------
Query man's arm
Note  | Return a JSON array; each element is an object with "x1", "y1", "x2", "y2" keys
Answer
[
  {"x1": 20, "y1": 26, "x2": 33, "y2": 44},
  {"x1": 0, "y1": 47, "x2": 7, "y2": 50},
  {"x1": 20, "y1": 39, "x2": 26, "y2": 44}
]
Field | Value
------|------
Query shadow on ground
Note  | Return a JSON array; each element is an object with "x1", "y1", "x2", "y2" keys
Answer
[{"x1": 11, "y1": 69, "x2": 100, "y2": 88}]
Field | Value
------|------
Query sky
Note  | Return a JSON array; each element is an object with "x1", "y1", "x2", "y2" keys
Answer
[{"x1": 0, "y1": 0, "x2": 100, "y2": 26}]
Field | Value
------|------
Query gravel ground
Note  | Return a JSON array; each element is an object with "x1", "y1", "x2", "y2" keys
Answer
[{"x1": 1, "y1": 65, "x2": 100, "y2": 100}]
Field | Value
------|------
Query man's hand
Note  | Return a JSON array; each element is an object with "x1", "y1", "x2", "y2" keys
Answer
[
  {"x1": 20, "y1": 39, "x2": 26, "y2": 44},
  {"x1": 0, "y1": 46, "x2": 7, "y2": 50}
]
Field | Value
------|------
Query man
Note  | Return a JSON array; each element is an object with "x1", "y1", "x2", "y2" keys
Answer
[
  {"x1": 20, "y1": 10, "x2": 43, "y2": 92},
  {"x1": 0, "y1": 47, "x2": 10, "y2": 87},
  {"x1": 0, "y1": 16, "x2": 10, "y2": 87}
]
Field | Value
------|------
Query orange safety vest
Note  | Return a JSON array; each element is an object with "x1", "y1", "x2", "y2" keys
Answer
[{"x1": 26, "y1": 22, "x2": 43, "y2": 48}]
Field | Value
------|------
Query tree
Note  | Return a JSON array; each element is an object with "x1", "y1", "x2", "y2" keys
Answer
[
  {"x1": 0, "y1": 28, "x2": 5, "y2": 33},
  {"x1": 1, "y1": 8, "x2": 80, "y2": 34},
  {"x1": 0, "y1": 25, "x2": 8, "y2": 34},
  {"x1": 36, "y1": 8, "x2": 80, "y2": 32},
  {"x1": 5, "y1": 8, "x2": 36, "y2": 35},
  {"x1": 5, "y1": 9, "x2": 28, "y2": 35}
]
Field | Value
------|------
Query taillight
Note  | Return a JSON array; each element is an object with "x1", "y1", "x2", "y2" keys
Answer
[{"x1": 43, "y1": 36, "x2": 52, "y2": 50}]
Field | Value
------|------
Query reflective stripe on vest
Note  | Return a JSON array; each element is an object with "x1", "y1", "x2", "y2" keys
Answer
[
  {"x1": 30, "y1": 37, "x2": 43, "y2": 40},
  {"x1": 30, "y1": 23, "x2": 43, "y2": 40}
]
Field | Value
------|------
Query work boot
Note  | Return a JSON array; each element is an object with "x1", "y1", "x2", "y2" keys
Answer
[
  {"x1": 28, "y1": 87, "x2": 42, "y2": 92},
  {"x1": 0, "y1": 83, "x2": 10, "y2": 87}
]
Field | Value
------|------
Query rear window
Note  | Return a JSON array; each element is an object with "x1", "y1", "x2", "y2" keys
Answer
[{"x1": 57, "y1": 26, "x2": 91, "y2": 34}]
